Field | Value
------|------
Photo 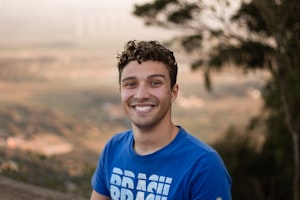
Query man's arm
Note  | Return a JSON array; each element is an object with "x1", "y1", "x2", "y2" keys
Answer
[{"x1": 90, "y1": 190, "x2": 110, "y2": 200}]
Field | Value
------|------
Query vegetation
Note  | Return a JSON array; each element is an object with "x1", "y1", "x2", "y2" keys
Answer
[
  {"x1": 0, "y1": 104, "x2": 98, "y2": 198},
  {"x1": 133, "y1": 0, "x2": 300, "y2": 199}
]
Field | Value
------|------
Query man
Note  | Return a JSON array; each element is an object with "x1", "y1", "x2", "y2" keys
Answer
[{"x1": 90, "y1": 40, "x2": 232, "y2": 200}]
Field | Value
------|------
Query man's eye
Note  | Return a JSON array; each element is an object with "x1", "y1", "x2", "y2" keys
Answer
[
  {"x1": 151, "y1": 81, "x2": 162, "y2": 87},
  {"x1": 124, "y1": 82, "x2": 136, "y2": 88}
]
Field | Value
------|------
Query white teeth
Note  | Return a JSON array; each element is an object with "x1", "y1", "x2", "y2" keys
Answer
[{"x1": 135, "y1": 106, "x2": 152, "y2": 112}]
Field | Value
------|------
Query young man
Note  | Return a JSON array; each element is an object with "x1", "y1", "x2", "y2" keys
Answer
[{"x1": 90, "y1": 40, "x2": 232, "y2": 200}]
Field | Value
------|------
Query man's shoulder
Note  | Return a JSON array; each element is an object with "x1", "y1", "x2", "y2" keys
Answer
[
  {"x1": 179, "y1": 127, "x2": 217, "y2": 155},
  {"x1": 179, "y1": 128, "x2": 227, "y2": 171}
]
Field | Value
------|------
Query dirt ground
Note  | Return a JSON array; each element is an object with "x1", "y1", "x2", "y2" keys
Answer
[{"x1": 0, "y1": 175, "x2": 87, "y2": 200}]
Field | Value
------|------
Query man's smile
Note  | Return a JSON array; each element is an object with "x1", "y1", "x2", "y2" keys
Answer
[{"x1": 134, "y1": 105, "x2": 153, "y2": 113}]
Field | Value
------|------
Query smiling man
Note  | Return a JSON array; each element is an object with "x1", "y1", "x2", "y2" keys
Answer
[{"x1": 90, "y1": 40, "x2": 232, "y2": 200}]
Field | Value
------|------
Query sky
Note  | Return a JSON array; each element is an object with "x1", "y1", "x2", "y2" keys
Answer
[{"x1": 0, "y1": 0, "x2": 176, "y2": 52}]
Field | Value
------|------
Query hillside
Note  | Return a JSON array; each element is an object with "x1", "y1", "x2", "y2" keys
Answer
[
  {"x1": 0, "y1": 175, "x2": 87, "y2": 200},
  {"x1": 0, "y1": 50, "x2": 264, "y2": 198}
]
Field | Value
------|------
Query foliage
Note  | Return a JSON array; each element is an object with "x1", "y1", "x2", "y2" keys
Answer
[
  {"x1": 133, "y1": 0, "x2": 300, "y2": 199},
  {"x1": 214, "y1": 125, "x2": 294, "y2": 200}
]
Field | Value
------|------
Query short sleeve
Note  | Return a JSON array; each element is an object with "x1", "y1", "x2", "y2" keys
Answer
[
  {"x1": 91, "y1": 145, "x2": 111, "y2": 196},
  {"x1": 190, "y1": 152, "x2": 232, "y2": 200}
]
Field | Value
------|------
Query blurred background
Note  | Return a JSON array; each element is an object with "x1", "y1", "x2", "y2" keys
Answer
[{"x1": 0, "y1": 0, "x2": 299, "y2": 199}]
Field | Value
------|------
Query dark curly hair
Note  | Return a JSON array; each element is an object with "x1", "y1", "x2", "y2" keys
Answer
[{"x1": 117, "y1": 40, "x2": 178, "y2": 88}]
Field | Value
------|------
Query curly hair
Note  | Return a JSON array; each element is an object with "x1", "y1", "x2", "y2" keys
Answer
[{"x1": 117, "y1": 40, "x2": 178, "y2": 88}]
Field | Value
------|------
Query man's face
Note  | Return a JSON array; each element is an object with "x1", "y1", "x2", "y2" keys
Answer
[{"x1": 120, "y1": 61, "x2": 178, "y2": 130}]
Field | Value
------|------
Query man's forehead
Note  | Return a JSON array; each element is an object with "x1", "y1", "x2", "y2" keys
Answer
[{"x1": 122, "y1": 61, "x2": 168, "y2": 75}]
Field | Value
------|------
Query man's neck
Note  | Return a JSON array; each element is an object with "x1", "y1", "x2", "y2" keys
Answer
[{"x1": 132, "y1": 122, "x2": 179, "y2": 155}]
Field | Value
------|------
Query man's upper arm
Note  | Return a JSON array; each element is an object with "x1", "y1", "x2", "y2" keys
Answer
[{"x1": 90, "y1": 190, "x2": 110, "y2": 200}]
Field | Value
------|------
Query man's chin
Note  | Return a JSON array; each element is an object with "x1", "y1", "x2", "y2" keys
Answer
[{"x1": 132, "y1": 121, "x2": 156, "y2": 131}]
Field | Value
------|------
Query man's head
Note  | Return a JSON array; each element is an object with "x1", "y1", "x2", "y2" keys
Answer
[
  {"x1": 117, "y1": 40, "x2": 179, "y2": 130},
  {"x1": 117, "y1": 40, "x2": 178, "y2": 89}
]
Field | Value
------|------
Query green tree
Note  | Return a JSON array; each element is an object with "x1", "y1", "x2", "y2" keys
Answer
[{"x1": 133, "y1": 0, "x2": 300, "y2": 199}]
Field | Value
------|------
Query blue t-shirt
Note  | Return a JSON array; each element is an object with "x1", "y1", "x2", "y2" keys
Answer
[{"x1": 92, "y1": 127, "x2": 232, "y2": 200}]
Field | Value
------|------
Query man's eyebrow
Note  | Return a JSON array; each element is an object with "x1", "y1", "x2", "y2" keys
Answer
[
  {"x1": 148, "y1": 74, "x2": 166, "y2": 79},
  {"x1": 121, "y1": 74, "x2": 166, "y2": 82},
  {"x1": 121, "y1": 76, "x2": 136, "y2": 82}
]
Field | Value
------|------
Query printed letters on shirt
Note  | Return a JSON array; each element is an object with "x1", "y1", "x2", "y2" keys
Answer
[{"x1": 110, "y1": 167, "x2": 173, "y2": 200}]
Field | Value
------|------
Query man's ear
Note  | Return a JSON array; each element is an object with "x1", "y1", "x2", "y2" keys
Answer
[{"x1": 171, "y1": 84, "x2": 179, "y2": 103}]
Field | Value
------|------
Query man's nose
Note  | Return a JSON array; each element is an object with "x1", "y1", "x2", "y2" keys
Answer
[{"x1": 134, "y1": 84, "x2": 149, "y2": 99}]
